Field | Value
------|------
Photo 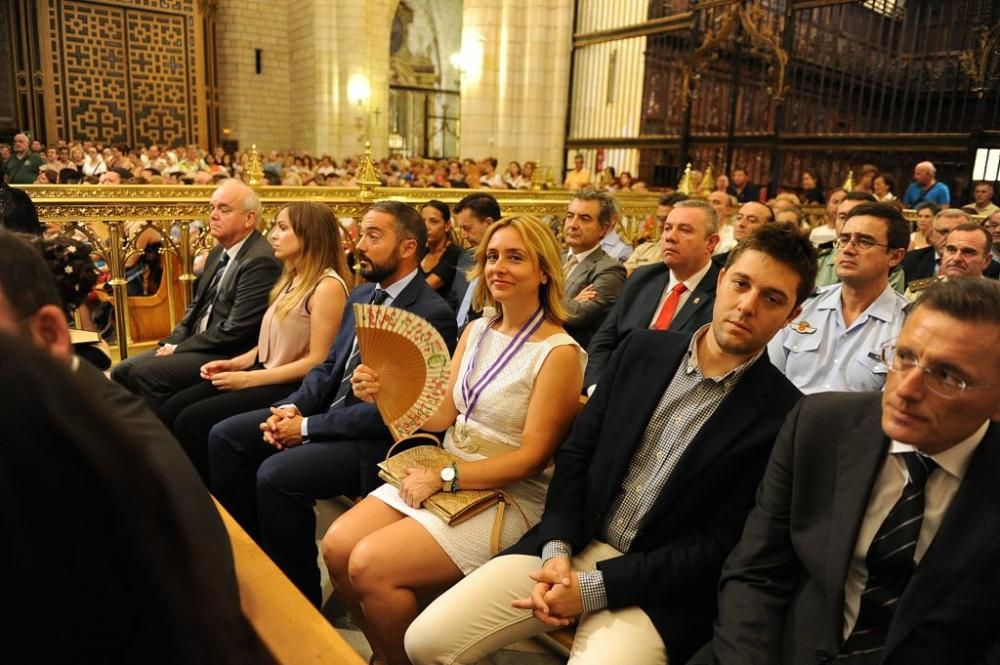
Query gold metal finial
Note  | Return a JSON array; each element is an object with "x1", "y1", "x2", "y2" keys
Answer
[
  {"x1": 677, "y1": 162, "x2": 693, "y2": 195},
  {"x1": 842, "y1": 169, "x2": 855, "y2": 192},
  {"x1": 356, "y1": 141, "x2": 381, "y2": 198},
  {"x1": 698, "y1": 164, "x2": 714, "y2": 199},
  {"x1": 246, "y1": 144, "x2": 264, "y2": 187}
]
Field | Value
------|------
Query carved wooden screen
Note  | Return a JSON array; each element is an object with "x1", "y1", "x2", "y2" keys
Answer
[
  {"x1": 41, "y1": 0, "x2": 207, "y2": 148},
  {"x1": 574, "y1": 0, "x2": 1000, "y2": 198}
]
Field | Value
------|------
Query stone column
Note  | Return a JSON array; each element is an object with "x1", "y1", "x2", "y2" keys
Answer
[{"x1": 459, "y1": 0, "x2": 574, "y2": 176}]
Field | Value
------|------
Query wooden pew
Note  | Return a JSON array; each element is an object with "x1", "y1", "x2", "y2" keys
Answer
[{"x1": 215, "y1": 499, "x2": 365, "y2": 665}]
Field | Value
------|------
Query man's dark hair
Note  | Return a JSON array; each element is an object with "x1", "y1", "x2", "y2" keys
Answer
[
  {"x1": 947, "y1": 222, "x2": 993, "y2": 256},
  {"x1": 111, "y1": 167, "x2": 133, "y2": 181},
  {"x1": 0, "y1": 229, "x2": 63, "y2": 318},
  {"x1": 369, "y1": 200, "x2": 428, "y2": 260},
  {"x1": 911, "y1": 277, "x2": 1000, "y2": 325},
  {"x1": 732, "y1": 165, "x2": 748, "y2": 175},
  {"x1": 572, "y1": 188, "x2": 617, "y2": 227},
  {"x1": 59, "y1": 168, "x2": 82, "y2": 184},
  {"x1": 659, "y1": 193, "x2": 688, "y2": 207},
  {"x1": 844, "y1": 190, "x2": 877, "y2": 204},
  {"x1": 725, "y1": 221, "x2": 818, "y2": 307},
  {"x1": 454, "y1": 193, "x2": 501, "y2": 223},
  {"x1": 844, "y1": 202, "x2": 909, "y2": 251}
]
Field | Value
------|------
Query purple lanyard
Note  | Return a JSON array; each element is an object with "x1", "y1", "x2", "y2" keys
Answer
[{"x1": 461, "y1": 306, "x2": 545, "y2": 419}]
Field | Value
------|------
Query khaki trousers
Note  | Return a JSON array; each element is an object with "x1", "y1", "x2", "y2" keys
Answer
[{"x1": 405, "y1": 541, "x2": 668, "y2": 665}]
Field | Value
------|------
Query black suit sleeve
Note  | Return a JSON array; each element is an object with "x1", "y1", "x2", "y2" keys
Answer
[
  {"x1": 536, "y1": 330, "x2": 636, "y2": 549},
  {"x1": 563, "y1": 261, "x2": 626, "y2": 331},
  {"x1": 711, "y1": 399, "x2": 805, "y2": 665},
  {"x1": 171, "y1": 255, "x2": 281, "y2": 355},
  {"x1": 583, "y1": 294, "x2": 627, "y2": 389}
]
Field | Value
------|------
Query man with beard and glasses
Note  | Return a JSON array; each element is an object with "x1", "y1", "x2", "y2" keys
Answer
[{"x1": 209, "y1": 200, "x2": 457, "y2": 606}]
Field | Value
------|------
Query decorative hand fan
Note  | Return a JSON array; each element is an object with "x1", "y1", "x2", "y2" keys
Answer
[{"x1": 353, "y1": 303, "x2": 451, "y2": 439}]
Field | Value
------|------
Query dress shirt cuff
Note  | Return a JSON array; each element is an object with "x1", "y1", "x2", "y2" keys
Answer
[
  {"x1": 576, "y1": 570, "x2": 607, "y2": 613},
  {"x1": 586, "y1": 384, "x2": 597, "y2": 398},
  {"x1": 300, "y1": 416, "x2": 309, "y2": 441},
  {"x1": 541, "y1": 540, "x2": 573, "y2": 563}
]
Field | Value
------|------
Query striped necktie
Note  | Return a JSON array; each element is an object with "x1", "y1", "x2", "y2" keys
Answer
[
  {"x1": 330, "y1": 288, "x2": 389, "y2": 408},
  {"x1": 838, "y1": 452, "x2": 938, "y2": 660}
]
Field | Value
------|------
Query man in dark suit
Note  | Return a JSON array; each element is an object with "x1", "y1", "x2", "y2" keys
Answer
[
  {"x1": 584, "y1": 199, "x2": 721, "y2": 391},
  {"x1": 899, "y1": 207, "x2": 968, "y2": 286},
  {"x1": 209, "y1": 200, "x2": 457, "y2": 607},
  {"x1": 0, "y1": 229, "x2": 254, "y2": 654},
  {"x1": 451, "y1": 193, "x2": 501, "y2": 329},
  {"x1": 560, "y1": 190, "x2": 626, "y2": 347},
  {"x1": 112, "y1": 179, "x2": 281, "y2": 414},
  {"x1": 710, "y1": 278, "x2": 1000, "y2": 665},
  {"x1": 404, "y1": 223, "x2": 817, "y2": 665}
]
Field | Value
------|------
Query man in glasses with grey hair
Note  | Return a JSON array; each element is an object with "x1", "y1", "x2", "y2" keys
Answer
[
  {"x1": 709, "y1": 278, "x2": 1000, "y2": 665},
  {"x1": 767, "y1": 202, "x2": 910, "y2": 394}
]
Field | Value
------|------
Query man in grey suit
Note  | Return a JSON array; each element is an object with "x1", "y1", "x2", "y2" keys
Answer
[
  {"x1": 561, "y1": 189, "x2": 627, "y2": 348},
  {"x1": 112, "y1": 179, "x2": 281, "y2": 415},
  {"x1": 584, "y1": 199, "x2": 721, "y2": 391},
  {"x1": 710, "y1": 278, "x2": 1000, "y2": 665}
]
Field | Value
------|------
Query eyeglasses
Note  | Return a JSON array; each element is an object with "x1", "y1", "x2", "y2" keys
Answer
[
  {"x1": 880, "y1": 342, "x2": 991, "y2": 398},
  {"x1": 836, "y1": 234, "x2": 891, "y2": 251}
]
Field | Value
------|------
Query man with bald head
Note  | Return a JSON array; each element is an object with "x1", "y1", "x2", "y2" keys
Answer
[
  {"x1": 112, "y1": 179, "x2": 281, "y2": 415},
  {"x1": 902, "y1": 223, "x2": 995, "y2": 301},
  {"x1": 712, "y1": 201, "x2": 774, "y2": 267},
  {"x1": 902, "y1": 160, "x2": 950, "y2": 208},
  {"x1": 3, "y1": 133, "x2": 43, "y2": 184}
]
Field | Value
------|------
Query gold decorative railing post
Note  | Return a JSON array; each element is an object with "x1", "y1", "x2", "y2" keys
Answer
[
  {"x1": 697, "y1": 165, "x2": 714, "y2": 199},
  {"x1": 677, "y1": 162, "x2": 693, "y2": 195},
  {"x1": 105, "y1": 220, "x2": 132, "y2": 360},
  {"x1": 356, "y1": 142, "x2": 381, "y2": 199},
  {"x1": 842, "y1": 170, "x2": 855, "y2": 192},
  {"x1": 246, "y1": 144, "x2": 264, "y2": 187},
  {"x1": 178, "y1": 220, "x2": 196, "y2": 305}
]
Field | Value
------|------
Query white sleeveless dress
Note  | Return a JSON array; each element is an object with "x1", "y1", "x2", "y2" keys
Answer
[{"x1": 369, "y1": 317, "x2": 586, "y2": 574}]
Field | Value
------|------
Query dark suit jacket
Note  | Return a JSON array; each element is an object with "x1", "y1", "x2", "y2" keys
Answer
[
  {"x1": 583, "y1": 261, "x2": 719, "y2": 388},
  {"x1": 986, "y1": 258, "x2": 999, "y2": 280},
  {"x1": 712, "y1": 392, "x2": 1000, "y2": 665},
  {"x1": 900, "y1": 246, "x2": 937, "y2": 286},
  {"x1": 562, "y1": 246, "x2": 626, "y2": 348},
  {"x1": 280, "y1": 275, "x2": 457, "y2": 444},
  {"x1": 75, "y1": 360, "x2": 241, "y2": 604},
  {"x1": 162, "y1": 231, "x2": 281, "y2": 355},
  {"x1": 508, "y1": 329, "x2": 802, "y2": 665}
]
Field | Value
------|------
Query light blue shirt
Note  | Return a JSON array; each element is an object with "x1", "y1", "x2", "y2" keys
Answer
[
  {"x1": 768, "y1": 283, "x2": 909, "y2": 394},
  {"x1": 601, "y1": 228, "x2": 633, "y2": 263}
]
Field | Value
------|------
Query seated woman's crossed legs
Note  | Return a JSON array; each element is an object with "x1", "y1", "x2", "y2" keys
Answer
[{"x1": 321, "y1": 497, "x2": 463, "y2": 665}]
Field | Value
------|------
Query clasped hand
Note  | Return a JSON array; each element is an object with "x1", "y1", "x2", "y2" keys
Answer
[
  {"x1": 511, "y1": 556, "x2": 583, "y2": 626},
  {"x1": 259, "y1": 405, "x2": 304, "y2": 449},
  {"x1": 398, "y1": 466, "x2": 442, "y2": 508},
  {"x1": 352, "y1": 364, "x2": 380, "y2": 402}
]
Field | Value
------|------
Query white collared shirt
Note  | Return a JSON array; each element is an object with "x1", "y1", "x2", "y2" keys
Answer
[
  {"x1": 648, "y1": 260, "x2": 713, "y2": 327},
  {"x1": 842, "y1": 421, "x2": 989, "y2": 638}
]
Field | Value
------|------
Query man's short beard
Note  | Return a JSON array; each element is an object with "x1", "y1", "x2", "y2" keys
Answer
[{"x1": 359, "y1": 248, "x2": 400, "y2": 284}]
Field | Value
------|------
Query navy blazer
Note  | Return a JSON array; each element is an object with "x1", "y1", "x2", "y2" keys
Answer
[
  {"x1": 714, "y1": 393, "x2": 1000, "y2": 665},
  {"x1": 508, "y1": 329, "x2": 801, "y2": 664},
  {"x1": 163, "y1": 231, "x2": 281, "y2": 355},
  {"x1": 279, "y1": 275, "x2": 457, "y2": 443},
  {"x1": 583, "y1": 261, "x2": 719, "y2": 388}
]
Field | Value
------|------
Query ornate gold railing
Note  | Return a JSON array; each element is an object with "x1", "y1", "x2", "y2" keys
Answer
[{"x1": 19, "y1": 183, "x2": 664, "y2": 359}]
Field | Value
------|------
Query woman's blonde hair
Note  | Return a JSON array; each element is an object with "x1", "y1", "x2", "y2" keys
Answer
[
  {"x1": 468, "y1": 215, "x2": 568, "y2": 324},
  {"x1": 269, "y1": 202, "x2": 351, "y2": 319}
]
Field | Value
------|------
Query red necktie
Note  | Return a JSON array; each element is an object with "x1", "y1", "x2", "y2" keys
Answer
[{"x1": 652, "y1": 283, "x2": 688, "y2": 330}]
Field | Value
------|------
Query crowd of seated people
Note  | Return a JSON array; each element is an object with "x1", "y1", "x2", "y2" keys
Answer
[{"x1": 3, "y1": 147, "x2": 1000, "y2": 665}]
